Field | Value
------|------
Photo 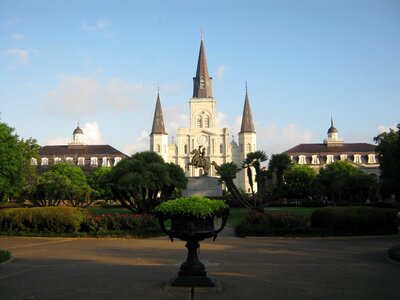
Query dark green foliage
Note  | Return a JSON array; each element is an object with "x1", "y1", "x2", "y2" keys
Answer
[
  {"x1": 155, "y1": 196, "x2": 228, "y2": 218},
  {"x1": 87, "y1": 167, "x2": 113, "y2": 201},
  {"x1": 80, "y1": 213, "x2": 161, "y2": 237},
  {"x1": 235, "y1": 210, "x2": 307, "y2": 237},
  {"x1": 106, "y1": 151, "x2": 187, "y2": 214},
  {"x1": 311, "y1": 206, "x2": 399, "y2": 234},
  {"x1": 267, "y1": 153, "x2": 292, "y2": 200},
  {"x1": 374, "y1": 124, "x2": 400, "y2": 201},
  {"x1": 0, "y1": 207, "x2": 85, "y2": 233},
  {"x1": 0, "y1": 122, "x2": 39, "y2": 201},
  {"x1": 0, "y1": 249, "x2": 11, "y2": 263},
  {"x1": 283, "y1": 164, "x2": 318, "y2": 201}
]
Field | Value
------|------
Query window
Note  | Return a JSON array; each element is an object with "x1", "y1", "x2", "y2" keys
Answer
[
  {"x1": 90, "y1": 157, "x2": 98, "y2": 166},
  {"x1": 298, "y1": 155, "x2": 307, "y2": 165},
  {"x1": 289, "y1": 156, "x2": 294, "y2": 162},
  {"x1": 340, "y1": 154, "x2": 347, "y2": 161},
  {"x1": 246, "y1": 143, "x2": 251, "y2": 152},
  {"x1": 66, "y1": 157, "x2": 74, "y2": 164},
  {"x1": 30, "y1": 158, "x2": 37, "y2": 166},
  {"x1": 54, "y1": 157, "x2": 62, "y2": 164},
  {"x1": 219, "y1": 144, "x2": 223, "y2": 154},
  {"x1": 114, "y1": 157, "x2": 121, "y2": 165},
  {"x1": 353, "y1": 154, "x2": 362, "y2": 164},
  {"x1": 200, "y1": 76, "x2": 205, "y2": 89},
  {"x1": 368, "y1": 154, "x2": 376, "y2": 164},
  {"x1": 156, "y1": 144, "x2": 161, "y2": 153},
  {"x1": 204, "y1": 116, "x2": 210, "y2": 128},
  {"x1": 102, "y1": 157, "x2": 110, "y2": 167},
  {"x1": 78, "y1": 157, "x2": 85, "y2": 166},
  {"x1": 41, "y1": 157, "x2": 48, "y2": 166},
  {"x1": 184, "y1": 144, "x2": 188, "y2": 154},
  {"x1": 311, "y1": 155, "x2": 320, "y2": 165},
  {"x1": 326, "y1": 155, "x2": 334, "y2": 164},
  {"x1": 196, "y1": 116, "x2": 202, "y2": 128}
]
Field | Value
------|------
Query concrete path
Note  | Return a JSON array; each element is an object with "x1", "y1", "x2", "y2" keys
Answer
[{"x1": 0, "y1": 234, "x2": 399, "y2": 300}]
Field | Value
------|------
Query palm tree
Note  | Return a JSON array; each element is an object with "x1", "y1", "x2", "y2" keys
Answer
[
  {"x1": 268, "y1": 153, "x2": 292, "y2": 201},
  {"x1": 212, "y1": 162, "x2": 252, "y2": 210}
]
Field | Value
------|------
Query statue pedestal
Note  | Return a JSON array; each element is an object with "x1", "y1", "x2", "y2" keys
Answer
[{"x1": 182, "y1": 177, "x2": 223, "y2": 198}]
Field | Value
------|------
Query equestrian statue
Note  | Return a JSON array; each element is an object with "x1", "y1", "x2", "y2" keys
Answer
[{"x1": 186, "y1": 145, "x2": 211, "y2": 176}]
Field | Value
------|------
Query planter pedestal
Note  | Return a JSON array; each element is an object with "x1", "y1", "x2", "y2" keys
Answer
[{"x1": 158, "y1": 209, "x2": 229, "y2": 287}]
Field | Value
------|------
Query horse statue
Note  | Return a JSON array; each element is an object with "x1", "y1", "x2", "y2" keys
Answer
[{"x1": 186, "y1": 146, "x2": 211, "y2": 176}]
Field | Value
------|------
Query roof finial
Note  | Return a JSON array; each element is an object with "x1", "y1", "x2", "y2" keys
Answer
[
  {"x1": 245, "y1": 81, "x2": 248, "y2": 94},
  {"x1": 331, "y1": 115, "x2": 334, "y2": 127},
  {"x1": 201, "y1": 27, "x2": 204, "y2": 40},
  {"x1": 157, "y1": 83, "x2": 160, "y2": 94}
]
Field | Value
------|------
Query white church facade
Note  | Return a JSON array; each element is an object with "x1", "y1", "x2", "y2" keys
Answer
[{"x1": 150, "y1": 38, "x2": 257, "y2": 192}]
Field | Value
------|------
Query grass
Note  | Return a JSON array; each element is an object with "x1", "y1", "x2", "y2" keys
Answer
[{"x1": 0, "y1": 249, "x2": 11, "y2": 263}]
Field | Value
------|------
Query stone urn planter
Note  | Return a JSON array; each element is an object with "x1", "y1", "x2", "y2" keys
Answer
[{"x1": 155, "y1": 196, "x2": 229, "y2": 287}]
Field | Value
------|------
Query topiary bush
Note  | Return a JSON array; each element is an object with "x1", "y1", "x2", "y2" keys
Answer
[
  {"x1": 311, "y1": 206, "x2": 399, "y2": 235},
  {"x1": 235, "y1": 210, "x2": 308, "y2": 237},
  {"x1": 0, "y1": 207, "x2": 85, "y2": 234}
]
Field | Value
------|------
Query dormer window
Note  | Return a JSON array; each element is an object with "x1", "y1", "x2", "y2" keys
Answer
[
  {"x1": 102, "y1": 157, "x2": 109, "y2": 167},
  {"x1": 311, "y1": 155, "x2": 320, "y2": 165},
  {"x1": 66, "y1": 157, "x2": 74, "y2": 164},
  {"x1": 41, "y1": 157, "x2": 48, "y2": 166},
  {"x1": 54, "y1": 157, "x2": 62, "y2": 164},
  {"x1": 368, "y1": 154, "x2": 376, "y2": 164},
  {"x1": 340, "y1": 154, "x2": 347, "y2": 161},
  {"x1": 114, "y1": 157, "x2": 121, "y2": 165},
  {"x1": 78, "y1": 157, "x2": 85, "y2": 166},
  {"x1": 298, "y1": 155, "x2": 307, "y2": 165},
  {"x1": 90, "y1": 157, "x2": 98, "y2": 166},
  {"x1": 326, "y1": 155, "x2": 334, "y2": 164},
  {"x1": 30, "y1": 158, "x2": 37, "y2": 166},
  {"x1": 353, "y1": 154, "x2": 362, "y2": 164}
]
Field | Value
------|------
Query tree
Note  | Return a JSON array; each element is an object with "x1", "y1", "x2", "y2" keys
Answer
[
  {"x1": 317, "y1": 161, "x2": 377, "y2": 204},
  {"x1": 283, "y1": 164, "x2": 318, "y2": 202},
  {"x1": 88, "y1": 167, "x2": 113, "y2": 201},
  {"x1": 0, "y1": 122, "x2": 38, "y2": 201},
  {"x1": 267, "y1": 153, "x2": 292, "y2": 201},
  {"x1": 374, "y1": 124, "x2": 400, "y2": 201},
  {"x1": 33, "y1": 163, "x2": 93, "y2": 207},
  {"x1": 213, "y1": 162, "x2": 252, "y2": 209},
  {"x1": 242, "y1": 151, "x2": 268, "y2": 209},
  {"x1": 106, "y1": 151, "x2": 187, "y2": 214}
]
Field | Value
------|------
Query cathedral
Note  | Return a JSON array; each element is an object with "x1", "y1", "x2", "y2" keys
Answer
[{"x1": 150, "y1": 38, "x2": 257, "y2": 192}]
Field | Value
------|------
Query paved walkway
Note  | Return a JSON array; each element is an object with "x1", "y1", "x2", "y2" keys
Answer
[{"x1": 0, "y1": 233, "x2": 399, "y2": 300}]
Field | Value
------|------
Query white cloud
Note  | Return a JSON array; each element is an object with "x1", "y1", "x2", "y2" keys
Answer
[
  {"x1": 47, "y1": 121, "x2": 105, "y2": 145},
  {"x1": 216, "y1": 65, "x2": 226, "y2": 80},
  {"x1": 45, "y1": 75, "x2": 152, "y2": 116},
  {"x1": 256, "y1": 123, "x2": 314, "y2": 155},
  {"x1": 82, "y1": 18, "x2": 114, "y2": 36},
  {"x1": 378, "y1": 124, "x2": 396, "y2": 133},
  {"x1": 3, "y1": 48, "x2": 29, "y2": 64},
  {"x1": 11, "y1": 33, "x2": 26, "y2": 41},
  {"x1": 122, "y1": 131, "x2": 150, "y2": 155}
]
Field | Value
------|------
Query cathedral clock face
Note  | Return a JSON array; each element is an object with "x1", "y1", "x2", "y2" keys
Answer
[{"x1": 197, "y1": 135, "x2": 207, "y2": 145}]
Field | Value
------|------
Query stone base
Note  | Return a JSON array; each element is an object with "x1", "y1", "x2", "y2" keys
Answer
[{"x1": 182, "y1": 177, "x2": 223, "y2": 198}]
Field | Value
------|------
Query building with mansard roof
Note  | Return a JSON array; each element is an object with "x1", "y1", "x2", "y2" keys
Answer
[
  {"x1": 150, "y1": 38, "x2": 257, "y2": 192},
  {"x1": 283, "y1": 118, "x2": 379, "y2": 175},
  {"x1": 32, "y1": 124, "x2": 127, "y2": 169}
]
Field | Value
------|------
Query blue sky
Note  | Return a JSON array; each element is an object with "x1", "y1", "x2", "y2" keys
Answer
[{"x1": 1, "y1": 0, "x2": 399, "y2": 156}]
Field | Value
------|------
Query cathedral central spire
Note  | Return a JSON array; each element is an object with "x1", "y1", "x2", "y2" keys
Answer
[
  {"x1": 193, "y1": 39, "x2": 213, "y2": 98},
  {"x1": 151, "y1": 92, "x2": 167, "y2": 134},
  {"x1": 240, "y1": 84, "x2": 255, "y2": 133}
]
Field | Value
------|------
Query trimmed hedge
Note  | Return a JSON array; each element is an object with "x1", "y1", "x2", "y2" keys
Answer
[
  {"x1": 235, "y1": 210, "x2": 308, "y2": 237},
  {"x1": 0, "y1": 249, "x2": 11, "y2": 263},
  {"x1": 0, "y1": 207, "x2": 85, "y2": 234},
  {"x1": 311, "y1": 206, "x2": 400, "y2": 235}
]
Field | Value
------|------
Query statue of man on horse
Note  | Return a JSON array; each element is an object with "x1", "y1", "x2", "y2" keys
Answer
[{"x1": 186, "y1": 145, "x2": 211, "y2": 176}]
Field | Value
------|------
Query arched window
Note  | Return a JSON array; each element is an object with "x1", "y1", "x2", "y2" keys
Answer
[
  {"x1": 246, "y1": 143, "x2": 251, "y2": 152},
  {"x1": 156, "y1": 144, "x2": 161, "y2": 153},
  {"x1": 204, "y1": 116, "x2": 210, "y2": 128},
  {"x1": 184, "y1": 144, "x2": 188, "y2": 154},
  {"x1": 219, "y1": 144, "x2": 223, "y2": 154},
  {"x1": 196, "y1": 116, "x2": 202, "y2": 128}
]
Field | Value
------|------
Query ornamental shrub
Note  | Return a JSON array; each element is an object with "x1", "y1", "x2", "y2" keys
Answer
[
  {"x1": 0, "y1": 207, "x2": 85, "y2": 233},
  {"x1": 235, "y1": 210, "x2": 307, "y2": 237},
  {"x1": 311, "y1": 206, "x2": 399, "y2": 235}
]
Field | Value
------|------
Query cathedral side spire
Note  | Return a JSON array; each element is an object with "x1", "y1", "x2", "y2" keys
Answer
[
  {"x1": 193, "y1": 38, "x2": 213, "y2": 98},
  {"x1": 151, "y1": 92, "x2": 167, "y2": 135},
  {"x1": 239, "y1": 84, "x2": 255, "y2": 133}
]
